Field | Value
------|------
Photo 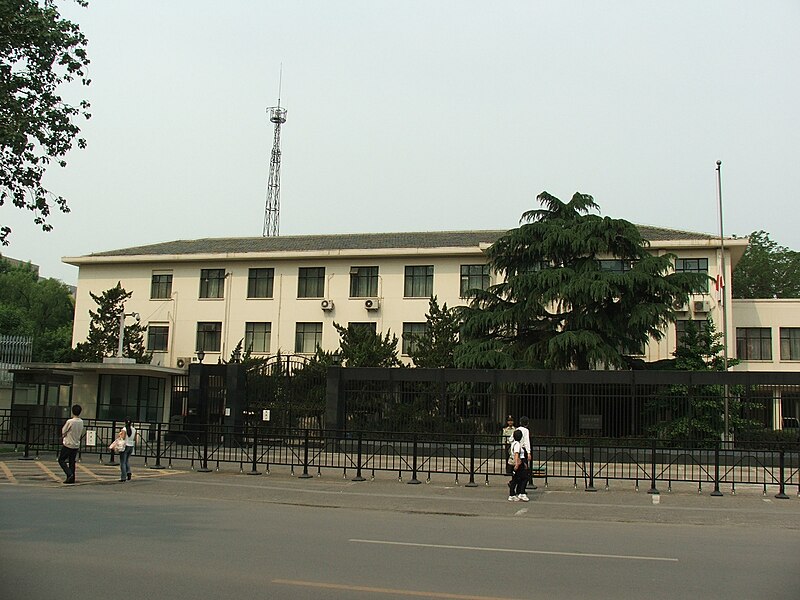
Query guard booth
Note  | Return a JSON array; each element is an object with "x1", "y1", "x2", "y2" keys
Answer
[{"x1": 168, "y1": 363, "x2": 246, "y2": 442}]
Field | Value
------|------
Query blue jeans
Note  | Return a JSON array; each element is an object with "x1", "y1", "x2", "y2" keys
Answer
[{"x1": 119, "y1": 446, "x2": 133, "y2": 480}]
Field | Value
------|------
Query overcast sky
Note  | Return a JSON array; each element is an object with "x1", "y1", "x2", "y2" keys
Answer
[{"x1": 4, "y1": 1, "x2": 799, "y2": 284}]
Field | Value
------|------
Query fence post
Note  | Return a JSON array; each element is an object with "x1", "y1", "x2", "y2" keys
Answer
[
  {"x1": 647, "y1": 438, "x2": 659, "y2": 495},
  {"x1": 151, "y1": 422, "x2": 165, "y2": 470},
  {"x1": 197, "y1": 422, "x2": 211, "y2": 472},
  {"x1": 710, "y1": 440, "x2": 723, "y2": 496},
  {"x1": 775, "y1": 449, "x2": 790, "y2": 499},
  {"x1": 408, "y1": 433, "x2": 421, "y2": 484},
  {"x1": 108, "y1": 420, "x2": 117, "y2": 465},
  {"x1": 248, "y1": 424, "x2": 261, "y2": 475},
  {"x1": 20, "y1": 411, "x2": 34, "y2": 460},
  {"x1": 586, "y1": 437, "x2": 597, "y2": 492},
  {"x1": 352, "y1": 430, "x2": 366, "y2": 482},
  {"x1": 299, "y1": 428, "x2": 313, "y2": 479},
  {"x1": 465, "y1": 435, "x2": 478, "y2": 487}
]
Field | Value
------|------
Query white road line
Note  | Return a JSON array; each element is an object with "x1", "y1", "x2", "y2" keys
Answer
[{"x1": 349, "y1": 539, "x2": 679, "y2": 562}]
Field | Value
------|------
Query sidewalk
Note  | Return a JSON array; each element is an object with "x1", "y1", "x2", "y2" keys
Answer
[{"x1": 99, "y1": 456, "x2": 800, "y2": 530}]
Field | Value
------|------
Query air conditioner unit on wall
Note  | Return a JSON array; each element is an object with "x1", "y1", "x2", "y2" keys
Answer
[
  {"x1": 693, "y1": 300, "x2": 711, "y2": 313},
  {"x1": 673, "y1": 301, "x2": 689, "y2": 313},
  {"x1": 364, "y1": 298, "x2": 380, "y2": 311},
  {"x1": 176, "y1": 356, "x2": 196, "y2": 369},
  {"x1": 320, "y1": 299, "x2": 334, "y2": 311}
]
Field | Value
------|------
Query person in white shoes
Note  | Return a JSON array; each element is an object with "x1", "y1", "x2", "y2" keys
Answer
[{"x1": 507, "y1": 429, "x2": 530, "y2": 502}]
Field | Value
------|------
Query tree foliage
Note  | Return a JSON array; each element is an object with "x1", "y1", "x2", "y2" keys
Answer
[
  {"x1": 1, "y1": 0, "x2": 91, "y2": 245},
  {"x1": 0, "y1": 257, "x2": 74, "y2": 360},
  {"x1": 732, "y1": 230, "x2": 800, "y2": 299},
  {"x1": 408, "y1": 296, "x2": 460, "y2": 368},
  {"x1": 334, "y1": 322, "x2": 401, "y2": 368},
  {"x1": 72, "y1": 282, "x2": 150, "y2": 363},
  {"x1": 455, "y1": 192, "x2": 706, "y2": 370}
]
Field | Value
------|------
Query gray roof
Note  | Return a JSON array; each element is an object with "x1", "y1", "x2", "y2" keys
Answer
[{"x1": 83, "y1": 226, "x2": 718, "y2": 258}]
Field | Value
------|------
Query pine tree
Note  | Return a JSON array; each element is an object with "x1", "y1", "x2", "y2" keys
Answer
[
  {"x1": 334, "y1": 322, "x2": 401, "y2": 368},
  {"x1": 456, "y1": 192, "x2": 706, "y2": 370},
  {"x1": 73, "y1": 282, "x2": 150, "y2": 363},
  {"x1": 408, "y1": 296, "x2": 460, "y2": 368}
]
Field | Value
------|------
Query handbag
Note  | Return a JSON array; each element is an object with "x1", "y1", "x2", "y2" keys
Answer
[{"x1": 109, "y1": 438, "x2": 126, "y2": 453}]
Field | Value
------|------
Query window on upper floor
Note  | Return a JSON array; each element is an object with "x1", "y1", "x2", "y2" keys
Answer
[
  {"x1": 295, "y1": 322, "x2": 323, "y2": 353},
  {"x1": 245, "y1": 322, "x2": 271, "y2": 353},
  {"x1": 598, "y1": 259, "x2": 634, "y2": 273},
  {"x1": 460, "y1": 264, "x2": 491, "y2": 297},
  {"x1": 247, "y1": 268, "x2": 274, "y2": 299},
  {"x1": 780, "y1": 328, "x2": 800, "y2": 360},
  {"x1": 196, "y1": 322, "x2": 222, "y2": 352},
  {"x1": 150, "y1": 272, "x2": 173, "y2": 299},
  {"x1": 147, "y1": 324, "x2": 169, "y2": 352},
  {"x1": 675, "y1": 319, "x2": 709, "y2": 349},
  {"x1": 298, "y1": 267, "x2": 325, "y2": 298},
  {"x1": 349, "y1": 266, "x2": 379, "y2": 298},
  {"x1": 404, "y1": 265, "x2": 433, "y2": 298},
  {"x1": 736, "y1": 327, "x2": 772, "y2": 361},
  {"x1": 674, "y1": 258, "x2": 709, "y2": 293},
  {"x1": 402, "y1": 322, "x2": 427, "y2": 355},
  {"x1": 199, "y1": 269, "x2": 226, "y2": 299}
]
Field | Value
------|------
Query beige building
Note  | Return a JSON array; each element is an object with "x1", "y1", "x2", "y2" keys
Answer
[{"x1": 63, "y1": 228, "x2": 755, "y2": 370}]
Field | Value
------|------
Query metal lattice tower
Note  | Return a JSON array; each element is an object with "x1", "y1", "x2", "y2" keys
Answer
[{"x1": 262, "y1": 103, "x2": 287, "y2": 237}]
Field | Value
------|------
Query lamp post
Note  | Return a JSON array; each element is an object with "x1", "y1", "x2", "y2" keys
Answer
[
  {"x1": 716, "y1": 160, "x2": 730, "y2": 443},
  {"x1": 196, "y1": 349, "x2": 205, "y2": 364},
  {"x1": 116, "y1": 311, "x2": 140, "y2": 358}
]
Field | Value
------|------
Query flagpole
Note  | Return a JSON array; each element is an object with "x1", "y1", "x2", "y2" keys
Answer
[{"x1": 716, "y1": 160, "x2": 730, "y2": 443}]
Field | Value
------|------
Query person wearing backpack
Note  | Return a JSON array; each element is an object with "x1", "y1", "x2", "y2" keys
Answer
[{"x1": 507, "y1": 428, "x2": 530, "y2": 502}]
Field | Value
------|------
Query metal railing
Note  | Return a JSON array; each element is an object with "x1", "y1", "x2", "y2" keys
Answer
[{"x1": 1, "y1": 411, "x2": 797, "y2": 497}]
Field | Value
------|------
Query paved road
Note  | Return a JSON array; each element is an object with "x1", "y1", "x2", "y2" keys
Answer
[{"x1": 1, "y1": 459, "x2": 798, "y2": 600}]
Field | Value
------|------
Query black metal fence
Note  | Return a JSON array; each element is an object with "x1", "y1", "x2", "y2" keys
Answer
[{"x1": 2, "y1": 410, "x2": 797, "y2": 498}]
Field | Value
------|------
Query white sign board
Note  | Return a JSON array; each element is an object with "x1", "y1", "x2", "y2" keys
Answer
[
  {"x1": 262, "y1": 409, "x2": 271, "y2": 422},
  {"x1": 85, "y1": 430, "x2": 96, "y2": 446}
]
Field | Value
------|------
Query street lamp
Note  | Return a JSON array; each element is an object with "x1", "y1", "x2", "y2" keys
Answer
[
  {"x1": 196, "y1": 349, "x2": 205, "y2": 364},
  {"x1": 717, "y1": 160, "x2": 730, "y2": 443}
]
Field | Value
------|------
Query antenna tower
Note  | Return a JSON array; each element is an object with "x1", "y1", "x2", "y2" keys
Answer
[{"x1": 262, "y1": 79, "x2": 286, "y2": 237}]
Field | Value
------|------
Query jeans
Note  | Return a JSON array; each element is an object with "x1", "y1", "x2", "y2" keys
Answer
[
  {"x1": 58, "y1": 446, "x2": 79, "y2": 481},
  {"x1": 119, "y1": 446, "x2": 133, "y2": 480}
]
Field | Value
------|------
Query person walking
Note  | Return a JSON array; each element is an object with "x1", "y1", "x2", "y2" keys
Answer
[
  {"x1": 58, "y1": 405, "x2": 84, "y2": 484},
  {"x1": 507, "y1": 429, "x2": 530, "y2": 502},
  {"x1": 501, "y1": 415, "x2": 515, "y2": 475},
  {"x1": 118, "y1": 417, "x2": 137, "y2": 482}
]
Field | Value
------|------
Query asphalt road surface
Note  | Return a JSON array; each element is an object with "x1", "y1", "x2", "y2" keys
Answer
[{"x1": 1, "y1": 468, "x2": 798, "y2": 600}]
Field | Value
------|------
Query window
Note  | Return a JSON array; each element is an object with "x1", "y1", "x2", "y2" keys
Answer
[
  {"x1": 402, "y1": 322, "x2": 427, "y2": 355},
  {"x1": 96, "y1": 374, "x2": 165, "y2": 422},
  {"x1": 298, "y1": 267, "x2": 325, "y2": 298},
  {"x1": 295, "y1": 322, "x2": 322, "y2": 353},
  {"x1": 348, "y1": 322, "x2": 377, "y2": 335},
  {"x1": 674, "y1": 258, "x2": 709, "y2": 293},
  {"x1": 196, "y1": 322, "x2": 222, "y2": 352},
  {"x1": 245, "y1": 322, "x2": 271, "y2": 353},
  {"x1": 349, "y1": 266, "x2": 379, "y2": 297},
  {"x1": 150, "y1": 272, "x2": 173, "y2": 299},
  {"x1": 199, "y1": 269, "x2": 226, "y2": 299},
  {"x1": 780, "y1": 328, "x2": 800, "y2": 360},
  {"x1": 247, "y1": 268, "x2": 274, "y2": 299},
  {"x1": 404, "y1": 265, "x2": 433, "y2": 298},
  {"x1": 147, "y1": 325, "x2": 169, "y2": 352},
  {"x1": 598, "y1": 259, "x2": 633, "y2": 273},
  {"x1": 675, "y1": 319, "x2": 708, "y2": 348},
  {"x1": 460, "y1": 264, "x2": 491, "y2": 296},
  {"x1": 736, "y1": 327, "x2": 772, "y2": 361}
]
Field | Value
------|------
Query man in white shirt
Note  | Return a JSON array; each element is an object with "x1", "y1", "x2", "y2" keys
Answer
[
  {"x1": 58, "y1": 404, "x2": 84, "y2": 484},
  {"x1": 516, "y1": 416, "x2": 532, "y2": 499}
]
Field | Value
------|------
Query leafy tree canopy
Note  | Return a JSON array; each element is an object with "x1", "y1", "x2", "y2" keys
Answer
[
  {"x1": 455, "y1": 192, "x2": 706, "y2": 370},
  {"x1": 72, "y1": 282, "x2": 150, "y2": 363},
  {"x1": 1, "y1": 0, "x2": 91, "y2": 245},
  {"x1": 334, "y1": 322, "x2": 401, "y2": 368},
  {"x1": 0, "y1": 257, "x2": 73, "y2": 360},
  {"x1": 732, "y1": 230, "x2": 800, "y2": 299},
  {"x1": 408, "y1": 296, "x2": 460, "y2": 368}
]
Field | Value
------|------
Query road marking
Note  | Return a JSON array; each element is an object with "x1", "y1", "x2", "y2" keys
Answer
[
  {"x1": 35, "y1": 461, "x2": 63, "y2": 482},
  {"x1": 0, "y1": 462, "x2": 17, "y2": 484},
  {"x1": 272, "y1": 579, "x2": 509, "y2": 599},
  {"x1": 77, "y1": 463, "x2": 104, "y2": 481},
  {"x1": 349, "y1": 539, "x2": 678, "y2": 563}
]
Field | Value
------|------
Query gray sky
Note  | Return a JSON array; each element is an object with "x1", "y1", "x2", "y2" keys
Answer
[{"x1": 5, "y1": 1, "x2": 800, "y2": 285}]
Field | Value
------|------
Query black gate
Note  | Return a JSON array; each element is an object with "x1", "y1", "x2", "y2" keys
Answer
[{"x1": 244, "y1": 354, "x2": 327, "y2": 429}]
